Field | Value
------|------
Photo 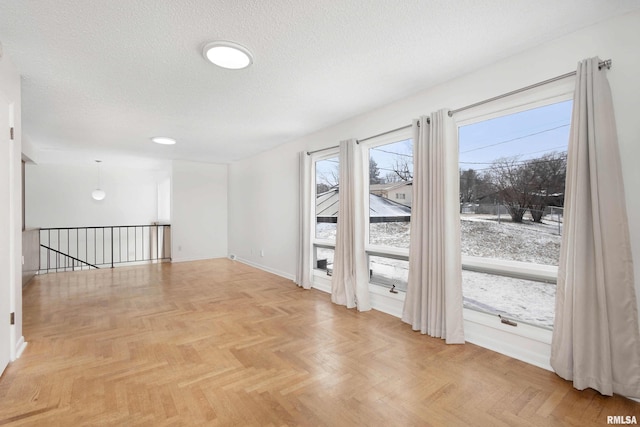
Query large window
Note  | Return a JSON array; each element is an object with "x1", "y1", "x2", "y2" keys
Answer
[
  {"x1": 313, "y1": 154, "x2": 339, "y2": 273},
  {"x1": 458, "y1": 99, "x2": 572, "y2": 329},
  {"x1": 366, "y1": 133, "x2": 413, "y2": 291}
]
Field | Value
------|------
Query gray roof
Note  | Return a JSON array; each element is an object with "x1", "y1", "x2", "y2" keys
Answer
[
  {"x1": 317, "y1": 189, "x2": 410, "y2": 223},
  {"x1": 369, "y1": 181, "x2": 412, "y2": 192}
]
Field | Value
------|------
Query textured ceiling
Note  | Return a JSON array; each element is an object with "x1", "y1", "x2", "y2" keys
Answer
[{"x1": 1, "y1": 0, "x2": 639, "y2": 165}]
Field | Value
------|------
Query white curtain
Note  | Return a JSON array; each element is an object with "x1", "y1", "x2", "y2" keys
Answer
[
  {"x1": 551, "y1": 57, "x2": 640, "y2": 397},
  {"x1": 296, "y1": 151, "x2": 313, "y2": 289},
  {"x1": 401, "y1": 110, "x2": 465, "y2": 344},
  {"x1": 331, "y1": 139, "x2": 371, "y2": 311}
]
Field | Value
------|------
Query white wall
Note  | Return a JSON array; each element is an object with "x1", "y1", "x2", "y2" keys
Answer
[
  {"x1": 228, "y1": 143, "x2": 298, "y2": 279},
  {"x1": 0, "y1": 47, "x2": 25, "y2": 360},
  {"x1": 157, "y1": 176, "x2": 171, "y2": 223},
  {"x1": 228, "y1": 11, "x2": 640, "y2": 364},
  {"x1": 171, "y1": 160, "x2": 228, "y2": 262},
  {"x1": 26, "y1": 163, "x2": 170, "y2": 228}
]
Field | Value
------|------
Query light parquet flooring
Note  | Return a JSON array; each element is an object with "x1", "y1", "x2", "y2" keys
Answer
[{"x1": 1, "y1": 259, "x2": 638, "y2": 426}]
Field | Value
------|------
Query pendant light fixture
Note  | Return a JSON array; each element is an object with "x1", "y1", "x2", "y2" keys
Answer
[{"x1": 91, "y1": 160, "x2": 106, "y2": 201}]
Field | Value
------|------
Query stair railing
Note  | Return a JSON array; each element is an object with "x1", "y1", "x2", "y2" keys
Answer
[{"x1": 39, "y1": 224, "x2": 171, "y2": 273}]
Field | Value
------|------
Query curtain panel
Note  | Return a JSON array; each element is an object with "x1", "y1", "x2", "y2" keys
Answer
[
  {"x1": 331, "y1": 139, "x2": 371, "y2": 311},
  {"x1": 550, "y1": 57, "x2": 640, "y2": 397},
  {"x1": 401, "y1": 110, "x2": 465, "y2": 344},
  {"x1": 296, "y1": 151, "x2": 313, "y2": 289}
]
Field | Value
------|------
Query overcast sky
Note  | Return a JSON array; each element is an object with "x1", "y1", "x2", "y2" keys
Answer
[{"x1": 315, "y1": 99, "x2": 573, "y2": 186}]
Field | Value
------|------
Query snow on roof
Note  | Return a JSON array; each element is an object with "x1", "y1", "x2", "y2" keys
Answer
[
  {"x1": 369, "y1": 181, "x2": 413, "y2": 192},
  {"x1": 316, "y1": 189, "x2": 410, "y2": 223}
]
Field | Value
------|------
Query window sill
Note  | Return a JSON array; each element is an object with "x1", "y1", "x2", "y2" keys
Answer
[
  {"x1": 365, "y1": 246, "x2": 409, "y2": 260},
  {"x1": 462, "y1": 255, "x2": 557, "y2": 283}
]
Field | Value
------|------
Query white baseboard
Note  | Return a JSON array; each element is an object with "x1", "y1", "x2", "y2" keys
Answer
[
  {"x1": 171, "y1": 255, "x2": 227, "y2": 263},
  {"x1": 14, "y1": 336, "x2": 27, "y2": 360},
  {"x1": 369, "y1": 284, "x2": 404, "y2": 317},
  {"x1": 235, "y1": 257, "x2": 296, "y2": 281},
  {"x1": 463, "y1": 309, "x2": 552, "y2": 371},
  {"x1": 311, "y1": 272, "x2": 331, "y2": 293}
]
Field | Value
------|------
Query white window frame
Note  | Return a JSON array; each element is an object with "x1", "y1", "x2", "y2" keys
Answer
[
  {"x1": 456, "y1": 80, "x2": 574, "y2": 329},
  {"x1": 303, "y1": 79, "x2": 575, "y2": 370},
  {"x1": 310, "y1": 148, "x2": 340, "y2": 290},
  {"x1": 311, "y1": 149, "x2": 340, "y2": 247},
  {"x1": 361, "y1": 128, "x2": 413, "y2": 290}
]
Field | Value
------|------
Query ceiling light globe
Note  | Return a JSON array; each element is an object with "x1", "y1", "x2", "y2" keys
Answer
[
  {"x1": 151, "y1": 136, "x2": 177, "y2": 145},
  {"x1": 92, "y1": 189, "x2": 106, "y2": 201}
]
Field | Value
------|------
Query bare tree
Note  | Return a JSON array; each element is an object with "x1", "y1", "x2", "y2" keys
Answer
[
  {"x1": 382, "y1": 140, "x2": 413, "y2": 183},
  {"x1": 489, "y1": 157, "x2": 536, "y2": 223},
  {"x1": 488, "y1": 152, "x2": 567, "y2": 223},
  {"x1": 389, "y1": 156, "x2": 412, "y2": 182},
  {"x1": 316, "y1": 159, "x2": 339, "y2": 194},
  {"x1": 526, "y1": 152, "x2": 567, "y2": 222},
  {"x1": 459, "y1": 168, "x2": 492, "y2": 203},
  {"x1": 369, "y1": 158, "x2": 383, "y2": 184}
]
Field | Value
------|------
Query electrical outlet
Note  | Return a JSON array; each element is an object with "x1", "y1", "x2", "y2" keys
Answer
[
  {"x1": 178, "y1": 245, "x2": 182, "y2": 252},
  {"x1": 260, "y1": 249, "x2": 264, "y2": 257}
]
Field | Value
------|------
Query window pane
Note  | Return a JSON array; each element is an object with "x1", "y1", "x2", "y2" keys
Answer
[
  {"x1": 459, "y1": 99, "x2": 572, "y2": 329},
  {"x1": 368, "y1": 139, "x2": 412, "y2": 249},
  {"x1": 462, "y1": 270, "x2": 555, "y2": 329},
  {"x1": 315, "y1": 247, "x2": 334, "y2": 272},
  {"x1": 369, "y1": 255, "x2": 408, "y2": 292},
  {"x1": 459, "y1": 100, "x2": 571, "y2": 266},
  {"x1": 315, "y1": 156, "x2": 339, "y2": 240}
]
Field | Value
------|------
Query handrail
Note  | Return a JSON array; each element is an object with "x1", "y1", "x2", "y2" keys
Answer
[
  {"x1": 40, "y1": 224, "x2": 171, "y2": 231},
  {"x1": 40, "y1": 244, "x2": 100, "y2": 269},
  {"x1": 39, "y1": 224, "x2": 171, "y2": 274}
]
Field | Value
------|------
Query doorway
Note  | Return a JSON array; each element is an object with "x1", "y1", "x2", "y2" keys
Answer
[{"x1": 0, "y1": 89, "x2": 12, "y2": 375}]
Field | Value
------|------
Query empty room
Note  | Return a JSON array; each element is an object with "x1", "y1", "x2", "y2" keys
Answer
[{"x1": 1, "y1": 1, "x2": 640, "y2": 425}]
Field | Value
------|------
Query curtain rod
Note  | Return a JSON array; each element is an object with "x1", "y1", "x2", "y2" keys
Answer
[
  {"x1": 307, "y1": 59, "x2": 612, "y2": 155},
  {"x1": 448, "y1": 58, "x2": 612, "y2": 117},
  {"x1": 357, "y1": 123, "x2": 415, "y2": 144},
  {"x1": 307, "y1": 122, "x2": 417, "y2": 155},
  {"x1": 307, "y1": 123, "x2": 418, "y2": 155}
]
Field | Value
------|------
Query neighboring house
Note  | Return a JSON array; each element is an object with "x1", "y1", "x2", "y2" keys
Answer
[
  {"x1": 316, "y1": 188, "x2": 411, "y2": 223},
  {"x1": 369, "y1": 181, "x2": 413, "y2": 208}
]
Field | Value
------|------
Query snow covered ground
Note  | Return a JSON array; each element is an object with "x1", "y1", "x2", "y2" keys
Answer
[
  {"x1": 460, "y1": 214, "x2": 561, "y2": 266},
  {"x1": 315, "y1": 214, "x2": 560, "y2": 328},
  {"x1": 462, "y1": 270, "x2": 555, "y2": 329}
]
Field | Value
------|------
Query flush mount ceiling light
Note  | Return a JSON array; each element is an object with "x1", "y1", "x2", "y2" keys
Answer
[
  {"x1": 91, "y1": 160, "x2": 106, "y2": 201},
  {"x1": 151, "y1": 136, "x2": 177, "y2": 145},
  {"x1": 202, "y1": 41, "x2": 253, "y2": 69}
]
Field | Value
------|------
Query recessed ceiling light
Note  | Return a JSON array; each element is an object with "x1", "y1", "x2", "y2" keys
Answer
[
  {"x1": 202, "y1": 41, "x2": 253, "y2": 70},
  {"x1": 151, "y1": 136, "x2": 176, "y2": 145}
]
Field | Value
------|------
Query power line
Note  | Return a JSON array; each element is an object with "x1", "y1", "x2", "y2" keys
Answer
[
  {"x1": 517, "y1": 145, "x2": 568, "y2": 158},
  {"x1": 370, "y1": 147, "x2": 413, "y2": 157},
  {"x1": 460, "y1": 124, "x2": 570, "y2": 154},
  {"x1": 460, "y1": 149, "x2": 567, "y2": 166},
  {"x1": 459, "y1": 157, "x2": 567, "y2": 173},
  {"x1": 460, "y1": 116, "x2": 569, "y2": 147}
]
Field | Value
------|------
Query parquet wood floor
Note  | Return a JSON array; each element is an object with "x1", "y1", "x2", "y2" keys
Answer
[{"x1": 1, "y1": 259, "x2": 638, "y2": 426}]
